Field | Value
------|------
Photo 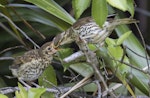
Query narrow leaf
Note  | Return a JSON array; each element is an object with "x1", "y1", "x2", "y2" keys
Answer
[
  {"x1": 126, "y1": 71, "x2": 149, "y2": 95},
  {"x1": 116, "y1": 31, "x2": 131, "y2": 46},
  {"x1": 15, "y1": 91, "x2": 22, "y2": 98},
  {"x1": 17, "y1": 83, "x2": 28, "y2": 98},
  {"x1": 70, "y1": 63, "x2": 93, "y2": 77},
  {"x1": 115, "y1": 25, "x2": 150, "y2": 95},
  {"x1": 57, "y1": 48, "x2": 74, "y2": 70},
  {"x1": 107, "y1": 0, "x2": 127, "y2": 11},
  {"x1": 25, "y1": 0, "x2": 75, "y2": 25},
  {"x1": 0, "y1": 94, "x2": 8, "y2": 98},
  {"x1": 7, "y1": 4, "x2": 71, "y2": 30},
  {"x1": 38, "y1": 66, "x2": 57, "y2": 98},
  {"x1": 0, "y1": 4, "x2": 4, "y2": 7},
  {"x1": 126, "y1": 0, "x2": 135, "y2": 17},
  {"x1": 107, "y1": 0, "x2": 134, "y2": 16},
  {"x1": 28, "y1": 88, "x2": 46, "y2": 98},
  {"x1": 92, "y1": 0, "x2": 108, "y2": 27},
  {"x1": 72, "y1": 0, "x2": 91, "y2": 19}
]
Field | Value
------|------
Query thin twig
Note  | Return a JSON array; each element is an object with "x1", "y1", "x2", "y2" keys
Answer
[
  {"x1": 72, "y1": 32, "x2": 117, "y2": 97},
  {"x1": 0, "y1": 57, "x2": 14, "y2": 60},
  {"x1": 63, "y1": 46, "x2": 117, "y2": 97},
  {"x1": 12, "y1": 8, "x2": 46, "y2": 39},
  {"x1": 63, "y1": 51, "x2": 84, "y2": 63},
  {"x1": 112, "y1": 58, "x2": 148, "y2": 74},
  {"x1": 135, "y1": 23, "x2": 149, "y2": 70},
  {"x1": 102, "y1": 83, "x2": 122, "y2": 97},
  {"x1": 125, "y1": 46, "x2": 150, "y2": 60},
  {"x1": 43, "y1": 78, "x2": 62, "y2": 94},
  {"x1": 64, "y1": 49, "x2": 149, "y2": 74},
  {"x1": 94, "y1": 80, "x2": 102, "y2": 98},
  {"x1": 0, "y1": 22, "x2": 26, "y2": 46},
  {"x1": 0, "y1": 12, "x2": 40, "y2": 48},
  {"x1": 0, "y1": 86, "x2": 71, "y2": 95},
  {"x1": 0, "y1": 45, "x2": 26, "y2": 55},
  {"x1": 60, "y1": 74, "x2": 92, "y2": 98}
]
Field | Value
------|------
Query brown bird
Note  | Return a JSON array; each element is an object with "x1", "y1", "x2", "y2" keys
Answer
[
  {"x1": 9, "y1": 42, "x2": 57, "y2": 81},
  {"x1": 53, "y1": 16, "x2": 137, "y2": 47}
]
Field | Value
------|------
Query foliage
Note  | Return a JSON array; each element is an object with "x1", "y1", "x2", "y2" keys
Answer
[
  {"x1": 0, "y1": 0, "x2": 149, "y2": 98},
  {"x1": 16, "y1": 83, "x2": 46, "y2": 98}
]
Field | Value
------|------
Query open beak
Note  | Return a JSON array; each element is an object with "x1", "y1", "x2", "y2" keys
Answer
[{"x1": 51, "y1": 42, "x2": 60, "y2": 54}]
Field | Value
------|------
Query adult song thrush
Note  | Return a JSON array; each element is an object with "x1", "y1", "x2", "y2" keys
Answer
[
  {"x1": 9, "y1": 42, "x2": 57, "y2": 81},
  {"x1": 53, "y1": 16, "x2": 137, "y2": 47}
]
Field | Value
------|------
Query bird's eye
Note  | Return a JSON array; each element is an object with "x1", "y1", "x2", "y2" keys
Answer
[{"x1": 47, "y1": 47, "x2": 51, "y2": 50}]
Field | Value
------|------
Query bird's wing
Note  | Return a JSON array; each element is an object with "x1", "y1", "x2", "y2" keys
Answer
[
  {"x1": 10, "y1": 49, "x2": 40, "y2": 70},
  {"x1": 20, "y1": 49, "x2": 40, "y2": 62}
]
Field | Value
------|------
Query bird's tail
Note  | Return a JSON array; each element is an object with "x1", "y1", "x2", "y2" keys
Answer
[
  {"x1": 110, "y1": 18, "x2": 138, "y2": 26},
  {"x1": 106, "y1": 18, "x2": 138, "y2": 31}
]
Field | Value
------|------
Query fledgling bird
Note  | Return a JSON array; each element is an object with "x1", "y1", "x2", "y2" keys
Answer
[
  {"x1": 53, "y1": 16, "x2": 138, "y2": 47},
  {"x1": 9, "y1": 42, "x2": 57, "y2": 81}
]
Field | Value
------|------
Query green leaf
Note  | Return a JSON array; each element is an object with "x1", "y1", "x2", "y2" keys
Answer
[
  {"x1": 126, "y1": 0, "x2": 134, "y2": 17},
  {"x1": 105, "y1": 38, "x2": 117, "y2": 46},
  {"x1": 107, "y1": 0, "x2": 134, "y2": 16},
  {"x1": 97, "y1": 45, "x2": 136, "y2": 96},
  {"x1": 17, "y1": 83, "x2": 28, "y2": 98},
  {"x1": 107, "y1": 45, "x2": 123, "y2": 60},
  {"x1": 117, "y1": 73, "x2": 136, "y2": 97},
  {"x1": 39, "y1": 66, "x2": 57, "y2": 86},
  {"x1": 116, "y1": 31, "x2": 131, "y2": 46},
  {"x1": 116, "y1": 25, "x2": 148, "y2": 68},
  {"x1": 92, "y1": 0, "x2": 108, "y2": 27},
  {"x1": 88, "y1": 44, "x2": 97, "y2": 51},
  {"x1": 107, "y1": 0, "x2": 126, "y2": 11},
  {"x1": 115, "y1": 25, "x2": 150, "y2": 95},
  {"x1": 126, "y1": 70, "x2": 149, "y2": 95},
  {"x1": 72, "y1": 0, "x2": 91, "y2": 19},
  {"x1": 24, "y1": 0, "x2": 75, "y2": 25},
  {"x1": 0, "y1": 4, "x2": 4, "y2": 7},
  {"x1": 57, "y1": 48, "x2": 74, "y2": 70},
  {"x1": 0, "y1": 94, "x2": 8, "y2": 98},
  {"x1": 105, "y1": 20, "x2": 150, "y2": 95},
  {"x1": 38, "y1": 66, "x2": 57, "y2": 98},
  {"x1": 106, "y1": 38, "x2": 131, "y2": 73},
  {"x1": 82, "y1": 83, "x2": 97, "y2": 92},
  {"x1": 15, "y1": 91, "x2": 22, "y2": 98},
  {"x1": 28, "y1": 88, "x2": 46, "y2": 98},
  {"x1": 57, "y1": 48, "x2": 73, "y2": 59},
  {"x1": 0, "y1": 0, "x2": 8, "y2": 5},
  {"x1": 5, "y1": 5, "x2": 71, "y2": 31},
  {"x1": 70, "y1": 63, "x2": 93, "y2": 77},
  {"x1": 15, "y1": 5, "x2": 71, "y2": 30}
]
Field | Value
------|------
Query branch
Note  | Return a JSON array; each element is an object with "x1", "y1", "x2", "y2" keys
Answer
[
  {"x1": 60, "y1": 74, "x2": 92, "y2": 98},
  {"x1": 0, "y1": 86, "x2": 71, "y2": 95},
  {"x1": 0, "y1": 57, "x2": 14, "y2": 60},
  {"x1": 63, "y1": 51, "x2": 84, "y2": 63}
]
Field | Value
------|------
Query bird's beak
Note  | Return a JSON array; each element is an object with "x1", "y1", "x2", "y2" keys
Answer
[{"x1": 51, "y1": 42, "x2": 60, "y2": 54}]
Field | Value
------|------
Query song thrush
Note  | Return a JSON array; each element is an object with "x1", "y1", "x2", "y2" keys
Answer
[
  {"x1": 53, "y1": 16, "x2": 137, "y2": 47},
  {"x1": 9, "y1": 42, "x2": 57, "y2": 81}
]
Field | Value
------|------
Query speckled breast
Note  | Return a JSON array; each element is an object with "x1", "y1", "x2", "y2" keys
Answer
[
  {"x1": 17, "y1": 58, "x2": 50, "y2": 81},
  {"x1": 73, "y1": 21, "x2": 108, "y2": 45}
]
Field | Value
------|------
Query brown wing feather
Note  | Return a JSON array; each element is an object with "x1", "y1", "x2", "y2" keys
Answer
[{"x1": 10, "y1": 49, "x2": 40, "y2": 70}]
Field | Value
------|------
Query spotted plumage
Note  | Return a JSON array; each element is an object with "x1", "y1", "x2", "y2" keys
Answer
[
  {"x1": 72, "y1": 17, "x2": 137, "y2": 46},
  {"x1": 9, "y1": 42, "x2": 57, "y2": 81},
  {"x1": 53, "y1": 16, "x2": 137, "y2": 47}
]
